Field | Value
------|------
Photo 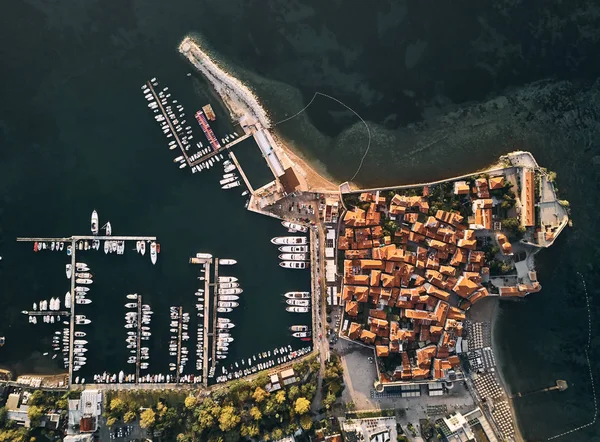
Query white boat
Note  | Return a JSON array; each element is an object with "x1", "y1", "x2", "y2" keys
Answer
[
  {"x1": 218, "y1": 282, "x2": 239, "y2": 289},
  {"x1": 217, "y1": 307, "x2": 233, "y2": 313},
  {"x1": 91, "y1": 210, "x2": 99, "y2": 234},
  {"x1": 218, "y1": 337, "x2": 234, "y2": 343},
  {"x1": 65, "y1": 292, "x2": 72, "y2": 308},
  {"x1": 286, "y1": 299, "x2": 310, "y2": 306},
  {"x1": 117, "y1": 241, "x2": 125, "y2": 255},
  {"x1": 280, "y1": 261, "x2": 308, "y2": 269},
  {"x1": 223, "y1": 173, "x2": 235, "y2": 179},
  {"x1": 105, "y1": 222, "x2": 112, "y2": 235},
  {"x1": 75, "y1": 287, "x2": 89, "y2": 293},
  {"x1": 220, "y1": 259, "x2": 237, "y2": 265},
  {"x1": 219, "y1": 295, "x2": 239, "y2": 301},
  {"x1": 179, "y1": 163, "x2": 187, "y2": 169},
  {"x1": 76, "y1": 263, "x2": 89, "y2": 271},
  {"x1": 218, "y1": 276, "x2": 237, "y2": 282},
  {"x1": 127, "y1": 294, "x2": 137, "y2": 300},
  {"x1": 76, "y1": 279, "x2": 93, "y2": 285},
  {"x1": 104, "y1": 241, "x2": 110, "y2": 254},
  {"x1": 218, "y1": 301, "x2": 239, "y2": 308},
  {"x1": 74, "y1": 331, "x2": 86, "y2": 337},
  {"x1": 140, "y1": 241, "x2": 146, "y2": 256},
  {"x1": 282, "y1": 221, "x2": 308, "y2": 233},
  {"x1": 222, "y1": 181, "x2": 240, "y2": 189},
  {"x1": 112, "y1": 242, "x2": 118, "y2": 253},
  {"x1": 218, "y1": 288, "x2": 243, "y2": 295},
  {"x1": 278, "y1": 253, "x2": 307, "y2": 261},
  {"x1": 74, "y1": 339, "x2": 88, "y2": 345},
  {"x1": 136, "y1": 241, "x2": 142, "y2": 253},
  {"x1": 219, "y1": 177, "x2": 236, "y2": 185},
  {"x1": 290, "y1": 325, "x2": 309, "y2": 332},
  {"x1": 271, "y1": 236, "x2": 307, "y2": 245},
  {"x1": 285, "y1": 292, "x2": 310, "y2": 299},
  {"x1": 66, "y1": 264, "x2": 72, "y2": 279},
  {"x1": 286, "y1": 306, "x2": 309, "y2": 313},
  {"x1": 76, "y1": 272, "x2": 92, "y2": 279},
  {"x1": 150, "y1": 242, "x2": 157, "y2": 265},
  {"x1": 125, "y1": 303, "x2": 137, "y2": 308},
  {"x1": 92, "y1": 240, "x2": 100, "y2": 250},
  {"x1": 75, "y1": 315, "x2": 91, "y2": 324},
  {"x1": 196, "y1": 253, "x2": 213, "y2": 259},
  {"x1": 292, "y1": 332, "x2": 311, "y2": 338},
  {"x1": 76, "y1": 298, "x2": 92, "y2": 305},
  {"x1": 174, "y1": 155, "x2": 184, "y2": 163}
]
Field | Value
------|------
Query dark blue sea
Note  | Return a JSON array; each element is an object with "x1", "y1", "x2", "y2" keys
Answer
[{"x1": 1, "y1": 1, "x2": 600, "y2": 440}]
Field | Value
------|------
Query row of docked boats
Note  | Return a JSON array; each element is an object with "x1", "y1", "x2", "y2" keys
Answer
[
  {"x1": 125, "y1": 295, "x2": 153, "y2": 372},
  {"x1": 33, "y1": 241, "x2": 65, "y2": 252},
  {"x1": 168, "y1": 307, "x2": 189, "y2": 374},
  {"x1": 220, "y1": 132, "x2": 240, "y2": 146},
  {"x1": 220, "y1": 160, "x2": 241, "y2": 189},
  {"x1": 283, "y1": 291, "x2": 311, "y2": 313},
  {"x1": 189, "y1": 144, "x2": 225, "y2": 174},
  {"x1": 214, "y1": 345, "x2": 312, "y2": 383},
  {"x1": 271, "y1": 236, "x2": 309, "y2": 269}
]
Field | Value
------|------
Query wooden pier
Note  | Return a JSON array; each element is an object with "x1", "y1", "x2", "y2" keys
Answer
[
  {"x1": 135, "y1": 294, "x2": 143, "y2": 383},
  {"x1": 189, "y1": 255, "x2": 213, "y2": 387},
  {"x1": 17, "y1": 236, "x2": 156, "y2": 242},
  {"x1": 228, "y1": 151, "x2": 254, "y2": 194},
  {"x1": 146, "y1": 82, "x2": 192, "y2": 166},
  {"x1": 22, "y1": 310, "x2": 70, "y2": 316},
  {"x1": 211, "y1": 259, "x2": 219, "y2": 376},
  {"x1": 68, "y1": 240, "x2": 76, "y2": 388},
  {"x1": 188, "y1": 132, "x2": 252, "y2": 168},
  {"x1": 176, "y1": 307, "x2": 183, "y2": 383}
]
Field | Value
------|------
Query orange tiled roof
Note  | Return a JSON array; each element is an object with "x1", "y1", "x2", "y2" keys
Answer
[
  {"x1": 345, "y1": 301, "x2": 359, "y2": 316},
  {"x1": 523, "y1": 169, "x2": 535, "y2": 227},
  {"x1": 348, "y1": 322, "x2": 362, "y2": 340},
  {"x1": 360, "y1": 329, "x2": 376, "y2": 344},
  {"x1": 376, "y1": 345, "x2": 390, "y2": 357},
  {"x1": 453, "y1": 275, "x2": 480, "y2": 298},
  {"x1": 489, "y1": 176, "x2": 505, "y2": 190}
]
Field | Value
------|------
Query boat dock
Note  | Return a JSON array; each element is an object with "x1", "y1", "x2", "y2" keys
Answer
[
  {"x1": 68, "y1": 240, "x2": 76, "y2": 388},
  {"x1": 211, "y1": 259, "x2": 219, "y2": 378},
  {"x1": 176, "y1": 306, "x2": 183, "y2": 383},
  {"x1": 135, "y1": 294, "x2": 143, "y2": 383},
  {"x1": 16, "y1": 236, "x2": 157, "y2": 242},
  {"x1": 21, "y1": 311, "x2": 70, "y2": 316},
  {"x1": 189, "y1": 254, "x2": 213, "y2": 387},
  {"x1": 228, "y1": 151, "x2": 254, "y2": 194},
  {"x1": 188, "y1": 132, "x2": 252, "y2": 169},
  {"x1": 146, "y1": 81, "x2": 192, "y2": 166}
]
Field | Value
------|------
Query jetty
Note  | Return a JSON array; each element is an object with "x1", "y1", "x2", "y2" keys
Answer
[
  {"x1": 211, "y1": 259, "x2": 219, "y2": 378},
  {"x1": 175, "y1": 306, "x2": 184, "y2": 383},
  {"x1": 189, "y1": 254, "x2": 213, "y2": 387},
  {"x1": 228, "y1": 151, "x2": 254, "y2": 194},
  {"x1": 146, "y1": 81, "x2": 192, "y2": 166},
  {"x1": 513, "y1": 380, "x2": 568, "y2": 398}
]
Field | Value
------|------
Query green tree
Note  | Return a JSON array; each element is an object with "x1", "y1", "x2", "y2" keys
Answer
[
  {"x1": 27, "y1": 405, "x2": 44, "y2": 427},
  {"x1": 110, "y1": 398, "x2": 127, "y2": 417},
  {"x1": 0, "y1": 407, "x2": 7, "y2": 427},
  {"x1": 198, "y1": 409, "x2": 215, "y2": 431},
  {"x1": 252, "y1": 387, "x2": 269, "y2": 403},
  {"x1": 139, "y1": 408, "x2": 156, "y2": 429},
  {"x1": 28, "y1": 391, "x2": 44, "y2": 407},
  {"x1": 271, "y1": 428, "x2": 284, "y2": 440},
  {"x1": 184, "y1": 396, "x2": 197, "y2": 409},
  {"x1": 249, "y1": 406, "x2": 262, "y2": 421},
  {"x1": 218, "y1": 406, "x2": 240, "y2": 432},
  {"x1": 288, "y1": 385, "x2": 300, "y2": 401},
  {"x1": 300, "y1": 413, "x2": 313, "y2": 430},
  {"x1": 294, "y1": 397, "x2": 311, "y2": 415},
  {"x1": 323, "y1": 391, "x2": 336, "y2": 409},
  {"x1": 123, "y1": 411, "x2": 136, "y2": 424},
  {"x1": 106, "y1": 416, "x2": 117, "y2": 427},
  {"x1": 240, "y1": 423, "x2": 259, "y2": 438},
  {"x1": 274, "y1": 390, "x2": 287, "y2": 405}
]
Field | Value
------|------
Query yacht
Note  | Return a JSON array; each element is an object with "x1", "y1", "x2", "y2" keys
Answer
[
  {"x1": 150, "y1": 242, "x2": 157, "y2": 265},
  {"x1": 218, "y1": 276, "x2": 238, "y2": 282},
  {"x1": 290, "y1": 325, "x2": 309, "y2": 332},
  {"x1": 103, "y1": 241, "x2": 110, "y2": 254},
  {"x1": 218, "y1": 282, "x2": 239, "y2": 289},
  {"x1": 217, "y1": 321, "x2": 235, "y2": 328},
  {"x1": 76, "y1": 298, "x2": 91, "y2": 305},
  {"x1": 105, "y1": 222, "x2": 112, "y2": 235},
  {"x1": 278, "y1": 253, "x2": 307, "y2": 261},
  {"x1": 91, "y1": 210, "x2": 99, "y2": 235},
  {"x1": 218, "y1": 288, "x2": 243, "y2": 295},
  {"x1": 217, "y1": 307, "x2": 233, "y2": 313},
  {"x1": 196, "y1": 253, "x2": 213, "y2": 259},
  {"x1": 74, "y1": 331, "x2": 86, "y2": 337},
  {"x1": 292, "y1": 331, "x2": 311, "y2": 338},
  {"x1": 140, "y1": 241, "x2": 146, "y2": 256},
  {"x1": 271, "y1": 236, "x2": 307, "y2": 245},
  {"x1": 285, "y1": 292, "x2": 310, "y2": 299},
  {"x1": 75, "y1": 287, "x2": 89, "y2": 293},
  {"x1": 75, "y1": 315, "x2": 91, "y2": 324},
  {"x1": 218, "y1": 301, "x2": 239, "y2": 308},
  {"x1": 218, "y1": 295, "x2": 239, "y2": 301},
  {"x1": 219, "y1": 259, "x2": 237, "y2": 265},
  {"x1": 222, "y1": 181, "x2": 240, "y2": 189},
  {"x1": 76, "y1": 278, "x2": 93, "y2": 285},
  {"x1": 281, "y1": 221, "x2": 308, "y2": 233},
  {"x1": 65, "y1": 292, "x2": 72, "y2": 309},
  {"x1": 76, "y1": 272, "x2": 92, "y2": 279},
  {"x1": 219, "y1": 177, "x2": 236, "y2": 185},
  {"x1": 65, "y1": 264, "x2": 72, "y2": 279},
  {"x1": 286, "y1": 306, "x2": 309, "y2": 313},
  {"x1": 127, "y1": 294, "x2": 137, "y2": 300},
  {"x1": 286, "y1": 299, "x2": 310, "y2": 306},
  {"x1": 280, "y1": 261, "x2": 308, "y2": 269}
]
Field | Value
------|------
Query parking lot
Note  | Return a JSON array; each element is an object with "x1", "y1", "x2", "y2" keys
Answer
[
  {"x1": 98, "y1": 417, "x2": 145, "y2": 442},
  {"x1": 335, "y1": 338, "x2": 379, "y2": 410}
]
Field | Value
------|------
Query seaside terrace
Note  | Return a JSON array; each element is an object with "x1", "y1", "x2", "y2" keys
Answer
[{"x1": 337, "y1": 174, "x2": 543, "y2": 388}]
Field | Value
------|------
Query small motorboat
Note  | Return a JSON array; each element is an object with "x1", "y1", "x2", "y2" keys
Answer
[
  {"x1": 282, "y1": 221, "x2": 308, "y2": 233},
  {"x1": 219, "y1": 259, "x2": 237, "y2": 265},
  {"x1": 150, "y1": 242, "x2": 157, "y2": 265},
  {"x1": 217, "y1": 307, "x2": 233, "y2": 313},
  {"x1": 140, "y1": 241, "x2": 146, "y2": 256},
  {"x1": 91, "y1": 210, "x2": 99, "y2": 234},
  {"x1": 66, "y1": 264, "x2": 72, "y2": 279},
  {"x1": 76, "y1": 298, "x2": 92, "y2": 305},
  {"x1": 105, "y1": 221, "x2": 112, "y2": 235},
  {"x1": 125, "y1": 303, "x2": 137, "y2": 308}
]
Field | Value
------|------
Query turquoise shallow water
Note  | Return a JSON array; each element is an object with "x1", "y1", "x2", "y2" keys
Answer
[{"x1": 1, "y1": 1, "x2": 600, "y2": 439}]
